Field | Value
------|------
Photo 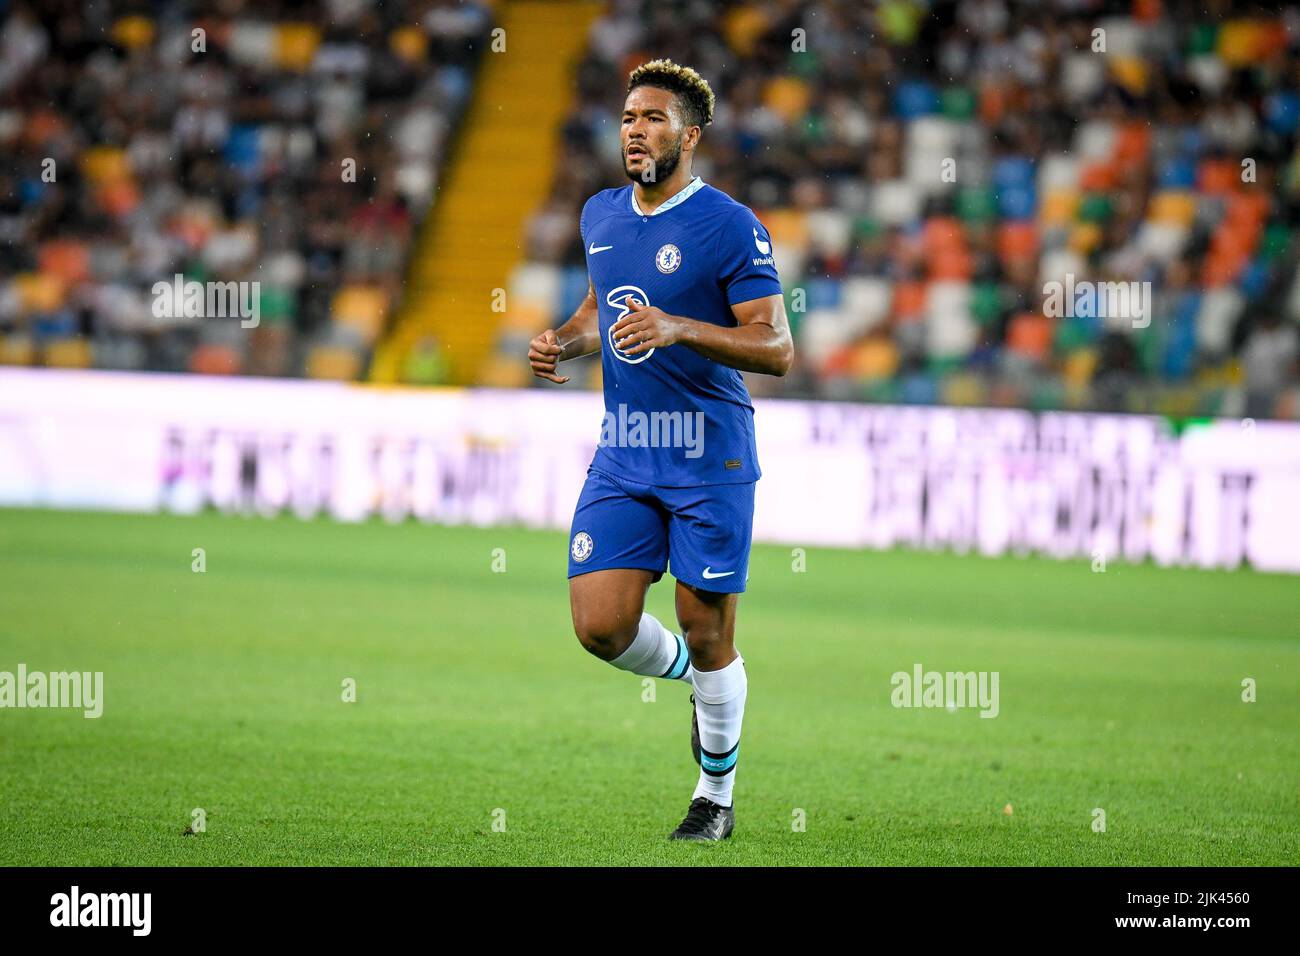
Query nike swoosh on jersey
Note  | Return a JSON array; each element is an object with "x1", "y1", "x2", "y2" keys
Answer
[
  {"x1": 701, "y1": 567, "x2": 735, "y2": 579},
  {"x1": 588, "y1": 243, "x2": 613, "y2": 254}
]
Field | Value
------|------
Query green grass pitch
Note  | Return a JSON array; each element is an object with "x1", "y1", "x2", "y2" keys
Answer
[{"x1": 0, "y1": 507, "x2": 1296, "y2": 866}]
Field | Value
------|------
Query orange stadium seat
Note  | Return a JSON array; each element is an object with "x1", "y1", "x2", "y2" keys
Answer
[
  {"x1": 1007, "y1": 312, "x2": 1053, "y2": 362},
  {"x1": 189, "y1": 344, "x2": 243, "y2": 376},
  {"x1": 38, "y1": 242, "x2": 91, "y2": 285},
  {"x1": 997, "y1": 222, "x2": 1038, "y2": 264}
]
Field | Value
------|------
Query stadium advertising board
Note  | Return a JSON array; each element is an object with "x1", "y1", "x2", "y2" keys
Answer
[{"x1": 2, "y1": 369, "x2": 1297, "y2": 572}]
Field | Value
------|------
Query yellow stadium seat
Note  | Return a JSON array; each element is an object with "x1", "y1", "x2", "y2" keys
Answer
[
  {"x1": 722, "y1": 6, "x2": 770, "y2": 56},
  {"x1": 1040, "y1": 189, "x2": 1081, "y2": 227},
  {"x1": 1217, "y1": 20, "x2": 1265, "y2": 67},
  {"x1": 275, "y1": 24, "x2": 321, "y2": 70},
  {"x1": 1063, "y1": 347, "x2": 1097, "y2": 386},
  {"x1": 763, "y1": 77, "x2": 812, "y2": 122},
  {"x1": 390, "y1": 26, "x2": 427, "y2": 64},
  {"x1": 1109, "y1": 57, "x2": 1148, "y2": 95},
  {"x1": 851, "y1": 337, "x2": 899, "y2": 380},
  {"x1": 1153, "y1": 387, "x2": 1199, "y2": 419},
  {"x1": 79, "y1": 146, "x2": 130, "y2": 184},
  {"x1": 1149, "y1": 191, "x2": 1197, "y2": 226},
  {"x1": 306, "y1": 345, "x2": 362, "y2": 380},
  {"x1": 502, "y1": 301, "x2": 548, "y2": 333},
  {"x1": 111, "y1": 16, "x2": 155, "y2": 50},
  {"x1": 761, "y1": 209, "x2": 810, "y2": 250},
  {"x1": 941, "y1": 372, "x2": 987, "y2": 407},
  {"x1": 332, "y1": 285, "x2": 390, "y2": 345},
  {"x1": 480, "y1": 353, "x2": 532, "y2": 388},
  {"x1": 0, "y1": 335, "x2": 36, "y2": 366},
  {"x1": 42, "y1": 338, "x2": 93, "y2": 369},
  {"x1": 16, "y1": 273, "x2": 65, "y2": 312},
  {"x1": 1069, "y1": 223, "x2": 1103, "y2": 254}
]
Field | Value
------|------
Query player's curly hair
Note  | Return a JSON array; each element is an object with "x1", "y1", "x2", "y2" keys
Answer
[{"x1": 627, "y1": 59, "x2": 715, "y2": 128}]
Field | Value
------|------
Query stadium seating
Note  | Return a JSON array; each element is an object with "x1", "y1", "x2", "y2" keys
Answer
[
  {"x1": 3, "y1": 1, "x2": 1296, "y2": 420},
  {"x1": 370, "y1": 0, "x2": 606, "y2": 387},
  {"x1": 498, "y1": 0, "x2": 1300, "y2": 419},
  {"x1": 0, "y1": 0, "x2": 494, "y2": 380}
]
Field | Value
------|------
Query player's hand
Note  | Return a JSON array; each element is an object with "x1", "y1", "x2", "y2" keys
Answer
[
  {"x1": 612, "y1": 298, "x2": 686, "y2": 355},
  {"x1": 528, "y1": 329, "x2": 569, "y2": 384}
]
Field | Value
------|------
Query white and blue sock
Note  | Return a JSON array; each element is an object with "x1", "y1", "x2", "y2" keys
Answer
[
  {"x1": 609, "y1": 612, "x2": 694, "y2": 683},
  {"x1": 691, "y1": 654, "x2": 746, "y2": 808}
]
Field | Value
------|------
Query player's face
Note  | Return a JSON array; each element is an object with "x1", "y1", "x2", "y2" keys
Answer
[{"x1": 621, "y1": 86, "x2": 690, "y2": 184}]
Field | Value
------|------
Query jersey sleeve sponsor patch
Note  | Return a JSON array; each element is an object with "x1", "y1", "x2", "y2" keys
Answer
[{"x1": 717, "y1": 207, "x2": 783, "y2": 306}]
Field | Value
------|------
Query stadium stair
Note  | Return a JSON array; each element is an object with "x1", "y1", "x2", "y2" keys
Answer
[{"x1": 371, "y1": 0, "x2": 604, "y2": 386}]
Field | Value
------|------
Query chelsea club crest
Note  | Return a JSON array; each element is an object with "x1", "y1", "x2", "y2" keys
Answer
[
  {"x1": 571, "y1": 532, "x2": 594, "y2": 563},
  {"x1": 654, "y1": 244, "x2": 681, "y2": 274}
]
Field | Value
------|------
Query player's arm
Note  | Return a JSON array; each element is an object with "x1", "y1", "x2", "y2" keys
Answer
[
  {"x1": 612, "y1": 293, "x2": 794, "y2": 377},
  {"x1": 528, "y1": 278, "x2": 601, "y2": 385}
]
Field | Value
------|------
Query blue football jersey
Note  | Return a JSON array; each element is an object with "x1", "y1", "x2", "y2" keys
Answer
[{"x1": 579, "y1": 177, "x2": 782, "y2": 487}]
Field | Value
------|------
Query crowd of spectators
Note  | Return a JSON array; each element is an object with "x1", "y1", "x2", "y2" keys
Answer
[
  {"x1": 5, "y1": 0, "x2": 1298, "y2": 420},
  {"x1": 0, "y1": 0, "x2": 490, "y2": 378},
  {"x1": 516, "y1": 0, "x2": 1300, "y2": 419}
]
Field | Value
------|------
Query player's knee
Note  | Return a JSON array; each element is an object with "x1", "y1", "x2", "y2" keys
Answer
[
  {"x1": 681, "y1": 620, "x2": 728, "y2": 660},
  {"x1": 572, "y1": 613, "x2": 637, "y2": 662}
]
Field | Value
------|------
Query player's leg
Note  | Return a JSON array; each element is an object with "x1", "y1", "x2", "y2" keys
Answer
[
  {"x1": 567, "y1": 469, "x2": 693, "y2": 683},
  {"x1": 570, "y1": 564, "x2": 695, "y2": 686},
  {"x1": 676, "y1": 581, "x2": 745, "y2": 809},
  {"x1": 661, "y1": 482, "x2": 755, "y2": 839}
]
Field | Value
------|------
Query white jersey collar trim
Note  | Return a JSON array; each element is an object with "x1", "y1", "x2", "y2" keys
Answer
[{"x1": 631, "y1": 176, "x2": 705, "y2": 216}]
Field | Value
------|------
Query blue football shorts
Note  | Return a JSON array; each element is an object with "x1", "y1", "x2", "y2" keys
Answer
[{"x1": 566, "y1": 466, "x2": 755, "y2": 593}]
